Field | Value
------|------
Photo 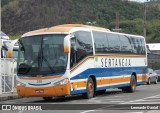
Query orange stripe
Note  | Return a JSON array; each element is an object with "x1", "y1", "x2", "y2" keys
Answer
[
  {"x1": 137, "y1": 74, "x2": 148, "y2": 81},
  {"x1": 23, "y1": 24, "x2": 110, "y2": 37},
  {"x1": 97, "y1": 79, "x2": 110, "y2": 85},
  {"x1": 72, "y1": 75, "x2": 148, "y2": 89},
  {"x1": 19, "y1": 75, "x2": 62, "y2": 80},
  {"x1": 71, "y1": 81, "x2": 87, "y2": 89}
]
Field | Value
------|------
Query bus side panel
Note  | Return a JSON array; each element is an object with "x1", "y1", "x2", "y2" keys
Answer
[{"x1": 70, "y1": 66, "x2": 147, "y2": 95}]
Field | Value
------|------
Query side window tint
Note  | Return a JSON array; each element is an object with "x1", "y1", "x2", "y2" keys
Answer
[
  {"x1": 140, "y1": 38, "x2": 146, "y2": 54},
  {"x1": 70, "y1": 38, "x2": 76, "y2": 67},
  {"x1": 107, "y1": 33, "x2": 121, "y2": 53},
  {"x1": 71, "y1": 31, "x2": 93, "y2": 65},
  {"x1": 93, "y1": 31, "x2": 109, "y2": 54},
  {"x1": 119, "y1": 35, "x2": 132, "y2": 54},
  {"x1": 130, "y1": 37, "x2": 145, "y2": 54}
]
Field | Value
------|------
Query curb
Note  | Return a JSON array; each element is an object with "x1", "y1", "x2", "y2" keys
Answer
[{"x1": 0, "y1": 94, "x2": 22, "y2": 102}]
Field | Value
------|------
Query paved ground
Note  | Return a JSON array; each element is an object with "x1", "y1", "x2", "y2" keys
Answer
[
  {"x1": 0, "y1": 82, "x2": 160, "y2": 113},
  {"x1": 0, "y1": 92, "x2": 21, "y2": 101}
]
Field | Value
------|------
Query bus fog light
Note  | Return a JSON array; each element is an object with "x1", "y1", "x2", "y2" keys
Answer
[{"x1": 54, "y1": 78, "x2": 69, "y2": 86}]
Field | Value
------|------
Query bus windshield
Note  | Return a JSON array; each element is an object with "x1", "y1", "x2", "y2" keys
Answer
[{"x1": 17, "y1": 34, "x2": 67, "y2": 77}]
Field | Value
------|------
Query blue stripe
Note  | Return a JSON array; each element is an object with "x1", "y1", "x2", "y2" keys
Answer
[
  {"x1": 70, "y1": 66, "x2": 147, "y2": 80},
  {"x1": 70, "y1": 89, "x2": 86, "y2": 95},
  {"x1": 137, "y1": 81, "x2": 145, "y2": 85},
  {"x1": 70, "y1": 66, "x2": 147, "y2": 94}
]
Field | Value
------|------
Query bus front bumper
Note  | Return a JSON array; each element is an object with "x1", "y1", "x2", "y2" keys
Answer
[{"x1": 16, "y1": 83, "x2": 70, "y2": 97}]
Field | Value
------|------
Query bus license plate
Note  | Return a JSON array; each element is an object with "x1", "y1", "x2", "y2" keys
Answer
[{"x1": 35, "y1": 89, "x2": 44, "y2": 93}]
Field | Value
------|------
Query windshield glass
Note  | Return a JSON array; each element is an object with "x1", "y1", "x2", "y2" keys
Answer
[
  {"x1": 155, "y1": 70, "x2": 160, "y2": 74},
  {"x1": 13, "y1": 49, "x2": 18, "y2": 58},
  {"x1": 17, "y1": 34, "x2": 67, "y2": 77}
]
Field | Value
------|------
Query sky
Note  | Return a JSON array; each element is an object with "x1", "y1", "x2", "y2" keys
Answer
[{"x1": 130, "y1": 0, "x2": 149, "y2": 2}]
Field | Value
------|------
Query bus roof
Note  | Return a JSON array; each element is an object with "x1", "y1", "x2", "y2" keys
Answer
[{"x1": 22, "y1": 24, "x2": 110, "y2": 37}]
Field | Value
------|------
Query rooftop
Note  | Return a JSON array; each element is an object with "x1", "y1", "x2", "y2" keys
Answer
[
  {"x1": 146, "y1": 43, "x2": 160, "y2": 51},
  {"x1": 22, "y1": 24, "x2": 110, "y2": 37}
]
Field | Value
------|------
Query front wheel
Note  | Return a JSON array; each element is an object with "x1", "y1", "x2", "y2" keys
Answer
[{"x1": 83, "y1": 77, "x2": 95, "y2": 99}]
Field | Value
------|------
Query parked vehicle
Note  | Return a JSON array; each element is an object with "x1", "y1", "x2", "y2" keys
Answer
[
  {"x1": 155, "y1": 70, "x2": 160, "y2": 82},
  {"x1": 1, "y1": 31, "x2": 11, "y2": 58},
  {"x1": 1, "y1": 31, "x2": 10, "y2": 41},
  {"x1": 147, "y1": 68, "x2": 158, "y2": 85},
  {"x1": 11, "y1": 39, "x2": 19, "y2": 59}
]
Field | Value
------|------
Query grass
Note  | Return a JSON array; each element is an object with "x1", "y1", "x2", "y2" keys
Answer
[{"x1": 9, "y1": 34, "x2": 22, "y2": 40}]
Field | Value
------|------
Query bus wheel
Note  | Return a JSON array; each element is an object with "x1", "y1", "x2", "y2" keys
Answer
[
  {"x1": 83, "y1": 77, "x2": 95, "y2": 99},
  {"x1": 127, "y1": 75, "x2": 137, "y2": 93},
  {"x1": 43, "y1": 97, "x2": 53, "y2": 101}
]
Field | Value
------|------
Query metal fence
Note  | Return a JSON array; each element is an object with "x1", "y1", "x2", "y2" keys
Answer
[{"x1": 0, "y1": 58, "x2": 17, "y2": 95}]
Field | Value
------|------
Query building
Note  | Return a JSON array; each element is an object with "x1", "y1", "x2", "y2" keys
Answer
[
  {"x1": 147, "y1": 43, "x2": 160, "y2": 54},
  {"x1": 147, "y1": 43, "x2": 160, "y2": 69}
]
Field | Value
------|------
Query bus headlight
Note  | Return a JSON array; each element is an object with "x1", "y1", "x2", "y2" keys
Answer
[
  {"x1": 17, "y1": 81, "x2": 26, "y2": 86},
  {"x1": 54, "y1": 78, "x2": 69, "y2": 86}
]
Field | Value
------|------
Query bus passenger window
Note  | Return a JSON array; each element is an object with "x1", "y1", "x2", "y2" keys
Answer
[
  {"x1": 140, "y1": 39, "x2": 146, "y2": 54},
  {"x1": 107, "y1": 33, "x2": 121, "y2": 53},
  {"x1": 70, "y1": 38, "x2": 77, "y2": 67},
  {"x1": 130, "y1": 37, "x2": 144, "y2": 54},
  {"x1": 72, "y1": 31, "x2": 93, "y2": 64},
  {"x1": 93, "y1": 31, "x2": 109, "y2": 54},
  {"x1": 119, "y1": 35, "x2": 132, "y2": 54}
]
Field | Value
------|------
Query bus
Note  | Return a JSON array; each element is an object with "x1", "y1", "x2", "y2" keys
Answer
[
  {"x1": 1, "y1": 31, "x2": 10, "y2": 58},
  {"x1": 16, "y1": 24, "x2": 148, "y2": 100}
]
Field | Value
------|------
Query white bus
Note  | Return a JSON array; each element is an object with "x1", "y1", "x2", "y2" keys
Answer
[{"x1": 16, "y1": 24, "x2": 148, "y2": 100}]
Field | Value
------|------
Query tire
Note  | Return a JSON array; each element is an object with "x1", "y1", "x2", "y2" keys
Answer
[
  {"x1": 147, "y1": 78, "x2": 151, "y2": 85},
  {"x1": 83, "y1": 77, "x2": 95, "y2": 99},
  {"x1": 43, "y1": 97, "x2": 53, "y2": 101},
  {"x1": 127, "y1": 75, "x2": 137, "y2": 93},
  {"x1": 154, "y1": 78, "x2": 157, "y2": 84}
]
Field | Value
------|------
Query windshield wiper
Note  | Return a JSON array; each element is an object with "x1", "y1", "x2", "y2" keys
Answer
[{"x1": 38, "y1": 37, "x2": 54, "y2": 73}]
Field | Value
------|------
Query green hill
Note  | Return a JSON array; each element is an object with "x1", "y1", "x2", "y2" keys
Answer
[{"x1": 1, "y1": 0, "x2": 160, "y2": 42}]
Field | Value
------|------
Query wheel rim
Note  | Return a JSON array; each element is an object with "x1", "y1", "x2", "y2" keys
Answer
[
  {"x1": 88, "y1": 82, "x2": 93, "y2": 95},
  {"x1": 132, "y1": 79, "x2": 136, "y2": 90},
  {"x1": 149, "y1": 79, "x2": 150, "y2": 84}
]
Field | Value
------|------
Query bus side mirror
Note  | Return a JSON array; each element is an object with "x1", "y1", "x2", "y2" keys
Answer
[
  {"x1": 8, "y1": 39, "x2": 19, "y2": 58},
  {"x1": 8, "y1": 49, "x2": 12, "y2": 58},
  {"x1": 64, "y1": 36, "x2": 71, "y2": 53}
]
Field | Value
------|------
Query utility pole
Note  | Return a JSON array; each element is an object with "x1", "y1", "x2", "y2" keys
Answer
[
  {"x1": 116, "y1": 11, "x2": 119, "y2": 30},
  {"x1": 144, "y1": 0, "x2": 149, "y2": 38},
  {"x1": 143, "y1": 2, "x2": 147, "y2": 39},
  {"x1": 113, "y1": 11, "x2": 121, "y2": 32},
  {"x1": 0, "y1": 39, "x2": 2, "y2": 95}
]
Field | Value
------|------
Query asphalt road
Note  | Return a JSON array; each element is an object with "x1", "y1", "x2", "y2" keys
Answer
[{"x1": 1, "y1": 82, "x2": 160, "y2": 113}]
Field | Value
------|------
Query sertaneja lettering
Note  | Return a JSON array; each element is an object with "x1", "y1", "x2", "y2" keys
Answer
[{"x1": 101, "y1": 58, "x2": 131, "y2": 67}]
